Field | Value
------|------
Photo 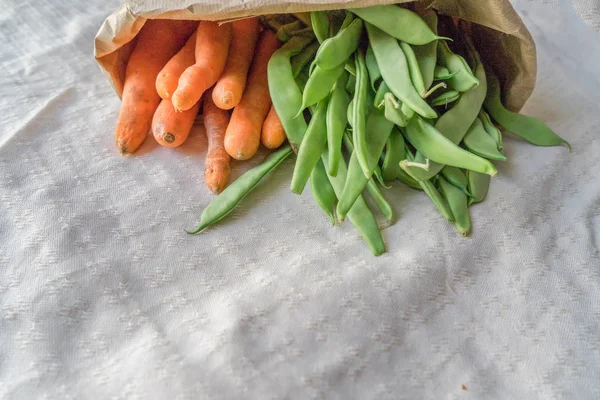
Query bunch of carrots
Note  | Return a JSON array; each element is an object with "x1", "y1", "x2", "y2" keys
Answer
[{"x1": 115, "y1": 18, "x2": 287, "y2": 194}]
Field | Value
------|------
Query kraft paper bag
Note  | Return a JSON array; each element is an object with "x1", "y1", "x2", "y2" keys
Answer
[{"x1": 94, "y1": 0, "x2": 536, "y2": 112}]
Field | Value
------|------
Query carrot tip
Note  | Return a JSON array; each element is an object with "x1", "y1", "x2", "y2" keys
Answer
[{"x1": 162, "y1": 132, "x2": 176, "y2": 144}]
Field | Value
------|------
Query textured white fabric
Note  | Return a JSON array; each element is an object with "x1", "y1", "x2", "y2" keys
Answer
[{"x1": 1, "y1": 0, "x2": 600, "y2": 399}]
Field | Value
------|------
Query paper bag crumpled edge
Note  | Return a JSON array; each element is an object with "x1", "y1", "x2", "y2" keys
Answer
[{"x1": 94, "y1": 0, "x2": 536, "y2": 112}]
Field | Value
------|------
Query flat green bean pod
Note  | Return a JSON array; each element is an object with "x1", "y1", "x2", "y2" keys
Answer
[
  {"x1": 382, "y1": 127, "x2": 406, "y2": 181},
  {"x1": 433, "y1": 65, "x2": 458, "y2": 80},
  {"x1": 374, "y1": 81, "x2": 390, "y2": 109},
  {"x1": 338, "y1": 109, "x2": 394, "y2": 221},
  {"x1": 352, "y1": 49, "x2": 371, "y2": 178},
  {"x1": 366, "y1": 23, "x2": 437, "y2": 119},
  {"x1": 365, "y1": 179, "x2": 395, "y2": 222},
  {"x1": 315, "y1": 18, "x2": 363, "y2": 70},
  {"x1": 366, "y1": 45, "x2": 381, "y2": 91},
  {"x1": 438, "y1": 176, "x2": 471, "y2": 236},
  {"x1": 437, "y1": 41, "x2": 479, "y2": 92},
  {"x1": 291, "y1": 41, "x2": 319, "y2": 78},
  {"x1": 484, "y1": 71, "x2": 571, "y2": 150},
  {"x1": 340, "y1": 134, "x2": 394, "y2": 222},
  {"x1": 400, "y1": 41, "x2": 425, "y2": 96},
  {"x1": 187, "y1": 146, "x2": 293, "y2": 234},
  {"x1": 326, "y1": 73, "x2": 351, "y2": 176},
  {"x1": 467, "y1": 170, "x2": 491, "y2": 206},
  {"x1": 403, "y1": 116, "x2": 498, "y2": 176},
  {"x1": 403, "y1": 150, "x2": 454, "y2": 221},
  {"x1": 463, "y1": 118, "x2": 507, "y2": 161},
  {"x1": 350, "y1": 5, "x2": 447, "y2": 45},
  {"x1": 479, "y1": 110, "x2": 503, "y2": 151},
  {"x1": 413, "y1": 10, "x2": 439, "y2": 91},
  {"x1": 311, "y1": 11, "x2": 330, "y2": 43},
  {"x1": 384, "y1": 93, "x2": 408, "y2": 127},
  {"x1": 441, "y1": 166, "x2": 470, "y2": 195},
  {"x1": 268, "y1": 36, "x2": 314, "y2": 153},
  {"x1": 321, "y1": 149, "x2": 386, "y2": 256},
  {"x1": 430, "y1": 90, "x2": 460, "y2": 107},
  {"x1": 402, "y1": 58, "x2": 487, "y2": 181},
  {"x1": 299, "y1": 62, "x2": 345, "y2": 114},
  {"x1": 291, "y1": 99, "x2": 329, "y2": 194},
  {"x1": 311, "y1": 159, "x2": 337, "y2": 224}
]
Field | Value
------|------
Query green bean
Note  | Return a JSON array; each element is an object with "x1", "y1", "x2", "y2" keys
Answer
[
  {"x1": 430, "y1": 90, "x2": 460, "y2": 107},
  {"x1": 341, "y1": 133, "x2": 394, "y2": 222},
  {"x1": 340, "y1": 11, "x2": 355, "y2": 29},
  {"x1": 315, "y1": 18, "x2": 363, "y2": 70},
  {"x1": 441, "y1": 166, "x2": 469, "y2": 195},
  {"x1": 433, "y1": 65, "x2": 457, "y2": 80},
  {"x1": 350, "y1": 5, "x2": 447, "y2": 45},
  {"x1": 402, "y1": 59, "x2": 487, "y2": 181},
  {"x1": 403, "y1": 116, "x2": 497, "y2": 176},
  {"x1": 437, "y1": 41, "x2": 479, "y2": 92},
  {"x1": 382, "y1": 127, "x2": 406, "y2": 181},
  {"x1": 345, "y1": 59, "x2": 356, "y2": 76},
  {"x1": 373, "y1": 166, "x2": 391, "y2": 189},
  {"x1": 295, "y1": 66, "x2": 310, "y2": 92},
  {"x1": 268, "y1": 36, "x2": 313, "y2": 153},
  {"x1": 402, "y1": 150, "x2": 453, "y2": 221},
  {"x1": 366, "y1": 22, "x2": 437, "y2": 119},
  {"x1": 352, "y1": 49, "x2": 371, "y2": 178},
  {"x1": 327, "y1": 73, "x2": 351, "y2": 176},
  {"x1": 311, "y1": 159, "x2": 337, "y2": 224},
  {"x1": 299, "y1": 62, "x2": 345, "y2": 114},
  {"x1": 310, "y1": 11, "x2": 329, "y2": 44},
  {"x1": 413, "y1": 10, "x2": 439, "y2": 90},
  {"x1": 338, "y1": 109, "x2": 394, "y2": 221},
  {"x1": 463, "y1": 118, "x2": 507, "y2": 161},
  {"x1": 384, "y1": 93, "x2": 407, "y2": 127},
  {"x1": 365, "y1": 179, "x2": 395, "y2": 222},
  {"x1": 188, "y1": 146, "x2": 293, "y2": 234},
  {"x1": 397, "y1": 170, "x2": 422, "y2": 190},
  {"x1": 374, "y1": 81, "x2": 390, "y2": 109},
  {"x1": 484, "y1": 71, "x2": 571, "y2": 150},
  {"x1": 291, "y1": 99, "x2": 329, "y2": 194},
  {"x1": 399, "y1": 41, "x2": 425, "y2": 96},
  {"x1": 291, "y1": 41, "x2": 319, "y2": 78},
  {"x1": 346, "y1": 74, "x2": 356, "y2": 94},
  {"x1": 479, "y1": 110, "x2": 503, "y2": 151},
  {"x1": 467, "y1": 170, "x2": 491, "y2": 206},
  {"x1": 366, "y1": 45, "x2": 381, "y2": 91},
  {"x1": 438, "y1": 175, "x2": 471, "y2": 236},
  {"x1": 275, "y1": 20, "x2": 305, "y2": 42},
  {"x1": 321, "y1": 148, "x2": 386, "y2": 256}
]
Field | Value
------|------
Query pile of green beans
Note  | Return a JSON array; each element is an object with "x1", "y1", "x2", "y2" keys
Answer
[{"x1": 189, "y1": 5, "x2": 570, "y2": 256}]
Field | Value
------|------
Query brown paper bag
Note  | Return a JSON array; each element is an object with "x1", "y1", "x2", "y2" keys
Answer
[{"x1": 94, "y1": 0, "x2": 536, "y2": 112}]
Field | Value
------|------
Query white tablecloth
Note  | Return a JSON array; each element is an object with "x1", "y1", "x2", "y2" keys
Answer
[{"x1": 1, "y1": 1, "x2": 600, "y2": 398}]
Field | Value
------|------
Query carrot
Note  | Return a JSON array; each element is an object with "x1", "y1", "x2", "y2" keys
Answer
[
  {"x1": 224, "y1": 30, "x2": 281, "y2": 160},
  {"x1": 172, "y1": 22, "x2": 232, "y2": 112},
  {"x1": 261, "y1": 105, "x2": 287, "y2": 149},
  {"x1": 155, "y1": 31, "x2": 197, "y2": 100},
  {"x1": 152, "y1": 98, "x2": 201, "y2": 148},
  {"x1": 115, "y1": 19, "x2": 197, "y2": 155},
  {"x1": 203, "y1": 88, "x2": 231, "y2": 194},
  {"x1": 212, "y1": 18, "x2": 261, "y2": 110}
]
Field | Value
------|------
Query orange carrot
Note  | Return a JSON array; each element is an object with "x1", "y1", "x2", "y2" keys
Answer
[
  {"x1": 172, "y1": 22, "x2": 232, "y2": 112},
  {"x1": 212, "y1": 18, "x2": 261, "y2": 110},
  {"x1": 155, "y1": 31, "x2": 197, "y2": 100},
  {"x1": 261, "y1": 105, "x2": 287, "y2": 149},
  {"x1": 115, "y1": 19, "x2": 197, "y2": 155},
  {"x1": 152, "y1": 98, "x2": 201, "y2": 148},
  {"x1": 204, "y1": 88, "x2": 231, "y2": 194},
  {"x1": 224, "y1": 30, "x2": 281, "y2": 160}
]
